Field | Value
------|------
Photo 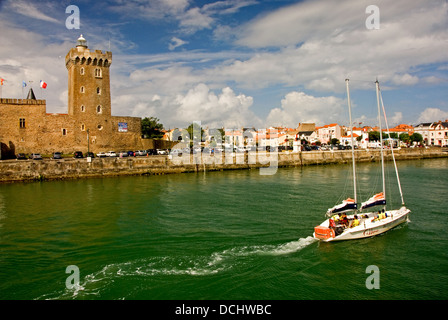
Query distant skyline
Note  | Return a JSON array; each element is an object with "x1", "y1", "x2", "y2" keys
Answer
[{"x1": 0, "y1": 0, "x2": 447, "y2": 129}]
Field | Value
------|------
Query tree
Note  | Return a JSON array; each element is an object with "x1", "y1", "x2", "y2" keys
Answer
[
  {"x1": 187, "y1": 122, "x2": 205, "y2": 147},
  {"x1": 141, "y1": 117, "x2": 164, "y2": 139},
  {"x1": 410, "y1": 132, "x2": 423, "y2": 144},
  {"x1": 368, "y1": 131, "x2": 387, "y2": 141},
  {"x1": 330, "y1": 138, "x2": 340, "y2": 145},
  {"x1": 387, "y1": 132, "x2": 398, "y2": 139},
  {"x1": 399, "y1": 133, "x2": 411, "y2": 144}
]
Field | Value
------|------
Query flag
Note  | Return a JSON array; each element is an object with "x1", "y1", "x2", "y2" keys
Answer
[
  {"x1": 0, "y1": 78, "x2": 4, "y2": 85},
  {"x1": 22, "y1": 81, "x2": 27, "y2": 87},
  {"x1": 40, "y1": 80, "x2": 47, "y2": 89}
]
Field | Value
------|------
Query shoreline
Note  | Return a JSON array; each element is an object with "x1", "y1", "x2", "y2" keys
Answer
[{"x1": 1, "y1": 148, "x2": 447, "y2": 184}]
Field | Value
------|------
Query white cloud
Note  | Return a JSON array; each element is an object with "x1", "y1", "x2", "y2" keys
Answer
[
  {"x1": 266, "y1": 91, "x2": 346, "y2": 127},
  {"x1": 0, "y1": 20, "x2": 68, "y2": 112},
  {"x1": 228, "y1": 0, "x2": 448, "y2": 91},
  {"x1": 125, "y1": 83, "x2": 261, "y2": 128},
  {"x1": 108, "y1": 0, "x2": 257, "y2": 34},
  {"x1": 392, "y1": 74, "x2": 419, "y2": 86},
  {"x1": 168, "y1": 37, "x2": 188, "y2": 50},
  {"x1": 388, "y1": 112, "x2": 403, "y2": 126},
  {"x1": 6, "y1": 0, "x2": 59, "y2": 24},
  {"x1": 417, "y1": 108, "x2": 448, "y2": 123}
]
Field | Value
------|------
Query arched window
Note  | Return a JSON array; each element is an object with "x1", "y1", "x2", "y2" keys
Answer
[
  {"x1": 81, "y1": 124, "x2": 85, "y2": 131},
  {"x1": 80, "y1": 86, "x2": 85, "y2": 93},
  {"x1": 96, "y1": 87, "x2": 101, "y2": 95},
  {"x1": 95, "y1": 68, "x2": 102, "y2": 78},
  {"x1": 62, "y1": 128, "x2": 67, "y2": 136},
  {"x1": 96, "y1": 105, "x2": 102, "y2": 114},
  {"x1": 81, "y1": 105, "x2": 85, "y2": 112},
  {"x1": 80, "y1": 67, "x2": 84, "y2": 75}
]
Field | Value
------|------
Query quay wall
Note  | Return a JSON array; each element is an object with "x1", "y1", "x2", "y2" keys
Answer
[{"x1": 0, "y1": 148, "x2": 447, "y2": 183}]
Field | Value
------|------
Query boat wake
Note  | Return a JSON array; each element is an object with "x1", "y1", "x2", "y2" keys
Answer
[{"x1": 38, "y1": 236, "x2": 316, "y2": 299}]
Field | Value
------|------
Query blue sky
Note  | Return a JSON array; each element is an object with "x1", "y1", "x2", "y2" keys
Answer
[{"x1": 1, "y1": 0, "x2": 447, "y2": 129}]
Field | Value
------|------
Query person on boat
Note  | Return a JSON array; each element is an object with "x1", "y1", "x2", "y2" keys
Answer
[
  {"x1": 329, "y1": 217, "x2": 336, "y2": 230},
  {"x1": 340, "y1": 213, "x2": 349, "y2": 227},
  {"x1": 351, "y1": 215, "x2": 360, "y2": 228},
  {"x1": 331, "y1": 214, "x2": 340, "y2": 224}
]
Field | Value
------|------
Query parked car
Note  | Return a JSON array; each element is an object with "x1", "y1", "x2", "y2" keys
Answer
[
  {"x1": 16, "y1": 153, "x2": 27, "y2": 160},
  {"x1": 135, "y1": 150, "x2": 147, "y2": 156},
  {"x1": 86, "y1": 152, "x2": 95, "y2": 158},
  {"x1": 105, "y1": 151, "x2": 116, "y2": 157},
  {"x1": 127, "y1": 151, "x2": 135, "y2": 157},
  {"x1": 96, "y1": 152, "x2": 107, "y2": 158},
  {"x1": 74, "y1": 151, "x2": 83, "y2": 158},
  {"x1": 170, "y1": 149, "x2": 182, "y2": 156},
  {"x1": 118, "y1": 151, "x2": 128, "y2": 157},
  {"x1": 147, "y1": 149, "x2": 157, "y2": 155},
  {"x1": 53, "y1": 152, "x2": 62, "y2": 159},
  {"x1": 30, "y1": 153, "x2": 43, "y2": 160},
  {"x1": 157, "y1": 149, "x2": 168, "y2": 155}
]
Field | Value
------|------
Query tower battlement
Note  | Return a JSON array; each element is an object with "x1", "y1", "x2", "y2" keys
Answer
[
  {"x1": 65, "y1": 48, "x2": 112, "y2": 69},
  {"x1": 65, "y1": 35, "x2": 112, "y2": 69},
  {"x1": 0, "y1": 98, "x2": 46, "y2": 105}
]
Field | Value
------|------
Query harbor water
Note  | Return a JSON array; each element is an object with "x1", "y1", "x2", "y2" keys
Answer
[{"x1": 0, "y1": 158, "x2": 447, "y2": 300}]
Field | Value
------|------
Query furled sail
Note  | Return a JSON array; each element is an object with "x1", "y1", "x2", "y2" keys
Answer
[
  {"x1": 361, "y1": 192, "x2": 386, "y2": 210},
  {"x1": 327, "y1": 198, "x2": 357, "y2": 215}
]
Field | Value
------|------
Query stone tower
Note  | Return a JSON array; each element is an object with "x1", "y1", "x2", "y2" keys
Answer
[{"x1": 65, "y1": 35, "x2": 113, "y2": 147}]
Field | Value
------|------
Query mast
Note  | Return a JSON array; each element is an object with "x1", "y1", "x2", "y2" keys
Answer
[
  {"x1": 375, "y1": 80, "x2": 386, "y2": 205},
  {"x1": 345, "y1": 79, "x2": 357, "y2": 204}
]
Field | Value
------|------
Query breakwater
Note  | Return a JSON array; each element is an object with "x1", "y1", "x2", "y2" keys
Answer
[{"x1": 0, "y1": 148, "x2": 447, "y2": 183}]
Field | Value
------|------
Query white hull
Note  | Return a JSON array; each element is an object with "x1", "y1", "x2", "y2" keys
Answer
[{"x1": 313, "y1": 206, "x2": 410, "y2": 242}]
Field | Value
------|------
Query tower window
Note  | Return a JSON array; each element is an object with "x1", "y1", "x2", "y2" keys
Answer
[
  {"x1": 97, "y1": 87, "x2": 101, "y2": 95},
  {"x1": 81, "y1": 105, "x2": 85, "y2": 112},
  {"x1": 81, "y1": 124, "x2": 85, "y2": 131},
  {"x1": 80, "y1": 67, "x2": 85, "y2": 75},
  {"x1": 98, "y1": 125, "x2": 103, "y2": 130},
  {"x1": 95, "y1": 68, "x2": 102, "y2": 78},
  {"x1": 80, "y1": 86, "x2": 85, "y2": 93},
  {"x1": 62, "y1": 128, "x2": 67, "y2": 136},
  {"x1": 19, "y1": 118, "x2": 26, "y2": 128},
  {"x1": 96, "y1": 105, "x2": 102, "y2": 114}
]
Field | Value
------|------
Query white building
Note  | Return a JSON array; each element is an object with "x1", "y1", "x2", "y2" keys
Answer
[
  {"x1": 414, "y1": 121, "x2": 448, "y2": 146},
  {"x1": 315, "y1": 123, "x2": 342, "y2": 144}
]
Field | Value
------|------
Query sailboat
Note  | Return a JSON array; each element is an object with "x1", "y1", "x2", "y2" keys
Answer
[{"x1": 313, "y1": 79, "x2": 411, "y2": 242}]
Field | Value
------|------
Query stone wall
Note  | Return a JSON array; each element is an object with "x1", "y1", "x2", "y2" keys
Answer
[
  {"x1": 0, "y1": 98, "x2": 142, "y2": 154},
  {"x1": 1, "y1": 148, "x2": 446, "y2": 183}
]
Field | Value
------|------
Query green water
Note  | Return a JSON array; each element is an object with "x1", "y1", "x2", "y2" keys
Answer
[{"x1": 0, "y1": 158, "x2": 447, "y2": 300}]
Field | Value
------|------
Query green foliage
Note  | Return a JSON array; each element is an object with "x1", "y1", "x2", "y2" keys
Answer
[
  {"x1": 187, "y1": 122, "x2": 205, "y2": 142},
  {"x1": 141, "y1": 117, "x2": 164, "y2": 139},
  {"x1": 399, "y1": 133, "x2": 411, "y2": 144},
  {"x1": 410, "y1": 132, "x2": 423, "y2": 143},
  {"x1": 368, "y1": 131, "x2": 387, "y2": 141},
  {"x1": 330, "y1": 138, "x2": 340, "y2": 145}
]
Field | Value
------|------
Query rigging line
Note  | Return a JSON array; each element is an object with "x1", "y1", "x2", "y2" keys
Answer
[{"x1": 379, "y1": 90, "x2": 405, "y2": 206}]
